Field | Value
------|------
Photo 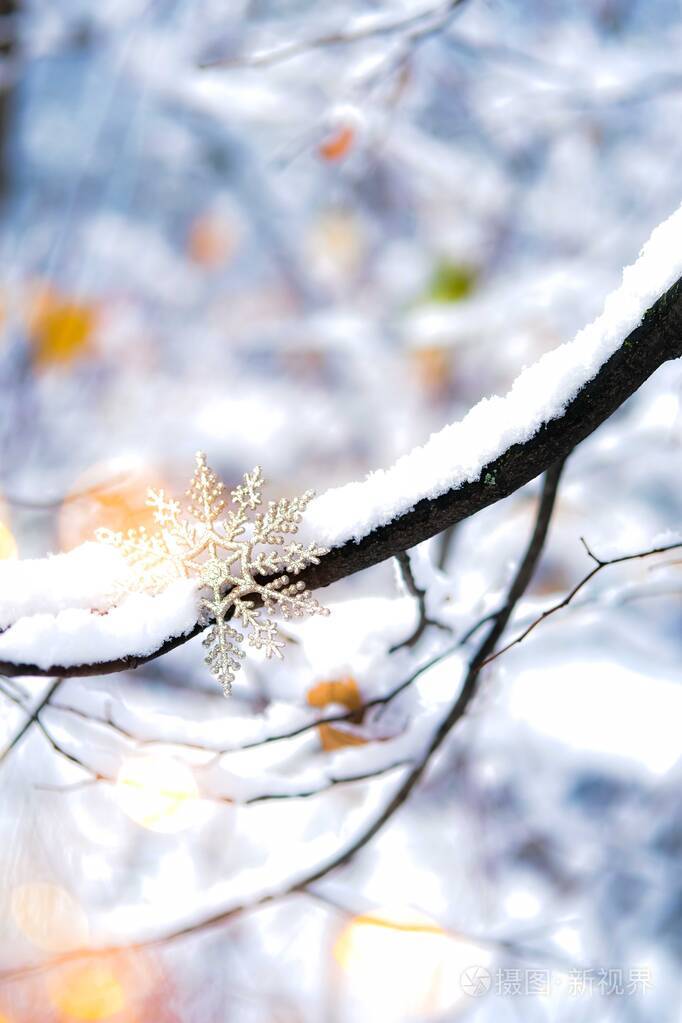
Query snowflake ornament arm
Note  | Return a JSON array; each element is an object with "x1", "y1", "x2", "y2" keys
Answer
[{"x1": 97, "y1": 453, "x2": 329, "y2": 696}]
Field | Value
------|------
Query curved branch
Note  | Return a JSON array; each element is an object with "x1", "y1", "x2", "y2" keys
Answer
[
  {"x1": 0, "y1": 459, "x2": 563, "y2": 980},
  {"x1": 1, "y1": 272, "x2": 681, "y2": 680}
]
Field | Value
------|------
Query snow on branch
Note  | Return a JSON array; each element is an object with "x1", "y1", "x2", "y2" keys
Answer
[
  {"x1": 0, "y1": 581, "x2": 199, "y2": 674},
  {"x1": 305, "y1": 202, "x2": 682, "y2": 548},
  {"x1": 1, "y1": 203, "x2": 682, "y2": 678}
]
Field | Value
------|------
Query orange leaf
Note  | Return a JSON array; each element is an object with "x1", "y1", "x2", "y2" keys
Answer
[
  {"x1": 307, "y1": 677, "x2": 369, "y2": 751},
  {"x1": 318, "y1": 723, "x2": 369, "y2": 752},
  {"x1": 307, "y1": 677, "x2": 363, "y2": 712},
  {"x1": 319, "y1": 124, "x2": 355, "y2": 162}
]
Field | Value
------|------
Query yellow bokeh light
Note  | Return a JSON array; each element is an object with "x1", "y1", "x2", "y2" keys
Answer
[
  {"x1": 115, "y1": 755, "x2": 202, "y2": 834},
  {"x1": 0, "y1": 521, "x2": 17, "y2": 560},
  {"x1": 334, "y1": 905, "x2": 491, "y2": 1021},
  {"x1": 11, "y1": 882, "x2": 89, "y2": 953},
  {"x1": 49, "y1": 961, "x2": 125, "y2": 1022}
]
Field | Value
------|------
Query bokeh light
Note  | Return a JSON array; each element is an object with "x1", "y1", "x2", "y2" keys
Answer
[
  {"x1": 49, "y1": 961, "x2": 126, "y2": 1022},
  {"x1": 58, "y1": 460, "x2": 168, "y2": 551},
  {"x1": 0, "y1": 521, "x2": 17, "y2": 560},
  {"x1": 334, "y1": 905, "x2": 491, "y2": 1021},
  {"x1": 115, "y1": 755, "x2": 202, "y2": 834},
  {"x1": 11, "y1": 882, "x2": 89, "y2": 952}
]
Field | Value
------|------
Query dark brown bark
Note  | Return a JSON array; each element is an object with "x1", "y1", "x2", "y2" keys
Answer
[
  {"x1": 0, "y1": 0, "x2": 18, "y2": 199},
  {"x1": 1, "y1": 274, "x2": 681, "y2": 678}
]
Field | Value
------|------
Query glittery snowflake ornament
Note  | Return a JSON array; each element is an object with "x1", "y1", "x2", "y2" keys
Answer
[{"x1": 96, "y1": 453, "x2": 329, "y2": 696}]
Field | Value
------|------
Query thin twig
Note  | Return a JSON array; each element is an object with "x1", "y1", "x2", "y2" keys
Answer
[
  {"x1": 200, "y1": 0, "x2": 466, "y2": 69},
  {"x1": 482, "y1": 538, "x2": 682, "y2": 666},
  {"x1": 48, "y1": 637, "x2": 462, "y2": 759},
  {"x1": 36, "y1": 755, "x2": 410, "y2": 806},
  {"x1": 389, "y1": 550, "x2": 451, "y2": 651},
  {"x1": 0, "y1": 677, "x2": 64, "y2": 766},
  {"x1": 0, "y1": 678, "x2": 25, "y2": 707}
]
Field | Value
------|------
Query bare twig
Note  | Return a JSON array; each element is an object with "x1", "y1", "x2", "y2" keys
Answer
[
  {"x1": 390, "y1": 550, "x2": 451, "y2": 651},
  {"x1": 33, "y1": 718, "x2": 105, "y2": 782},
  {"x1": 243, "y1": 761, "x2": 411, "y2": 804},
  {"x1": 0, "y1": 677, "x2": 63, "y2": 766},
  {"x1": 483, "y1": 537, "x2": 682, "y2": 666},
  {"x1": 48, "y1": 636, "x2": 463, "y2": 759},
  {"x1": 200, "y1": 0, "x2": 466, "y2": 69},
  {"x1": 36, "y1": 752, "x2": 410, "y2": 807},
  {"x1": 0, "y1": 676, "x2": 26, "y2": 706}
]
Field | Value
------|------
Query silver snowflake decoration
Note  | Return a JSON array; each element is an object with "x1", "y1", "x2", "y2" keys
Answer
[{"x1": 96, "y1": 453, "x2": 329, "y2": 695}]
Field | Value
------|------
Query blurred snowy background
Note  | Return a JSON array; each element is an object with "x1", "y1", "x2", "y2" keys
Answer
[{"x1": 0, "y1": 0, "x2": 682, "y2": 1020}]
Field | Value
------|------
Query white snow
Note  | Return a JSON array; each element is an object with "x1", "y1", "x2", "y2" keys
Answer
[
  {"x1": 305, "y1": 201, "x2": 682, "y2": 547},
  {"x1": 0, "y1": 580, "x2": 199, "y2": 670},
  {"x1": 0, "y1": 542, "x2": 132, "y2": 630},
  {"x1": 1, "y1": 206, "x2": 681, "y2": 671}
]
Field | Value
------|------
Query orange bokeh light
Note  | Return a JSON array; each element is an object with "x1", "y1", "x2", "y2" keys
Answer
[
  {"x1": 57, "y1": 460, "x2": 168, "y2": 551},
  {"x1": 49, "y1": 961, "x2": 126, "y2": 1022}
]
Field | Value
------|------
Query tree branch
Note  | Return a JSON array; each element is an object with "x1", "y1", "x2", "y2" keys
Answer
[
  {"x1": 1, "y1": 272, "x2": 681, "y2": 680},
  {"x1": 0, "y1": 460, "x2": 563, "y2": 979}
]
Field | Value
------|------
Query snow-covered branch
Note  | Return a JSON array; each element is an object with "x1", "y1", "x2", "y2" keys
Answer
[
  {"x1": 1, "y1": 204, "x2": 682, "y2": 679},
  {"x1": 0, "y1": 458, "x2": 563, "y2": 978}
]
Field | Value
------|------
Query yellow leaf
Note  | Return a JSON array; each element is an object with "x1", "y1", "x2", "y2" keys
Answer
[
  {"x1": 307, "y1": 677, "x2": 363, "y2": 712},
  {"x1": 307, "y1": 677, "x2": 369, "y2": 751},
  {"x1": 317, "y1": 723, "x2": 369, "y2": 752},
  {"x1": 28, "y1": 285, "x2": 98, "y2": 368}
]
